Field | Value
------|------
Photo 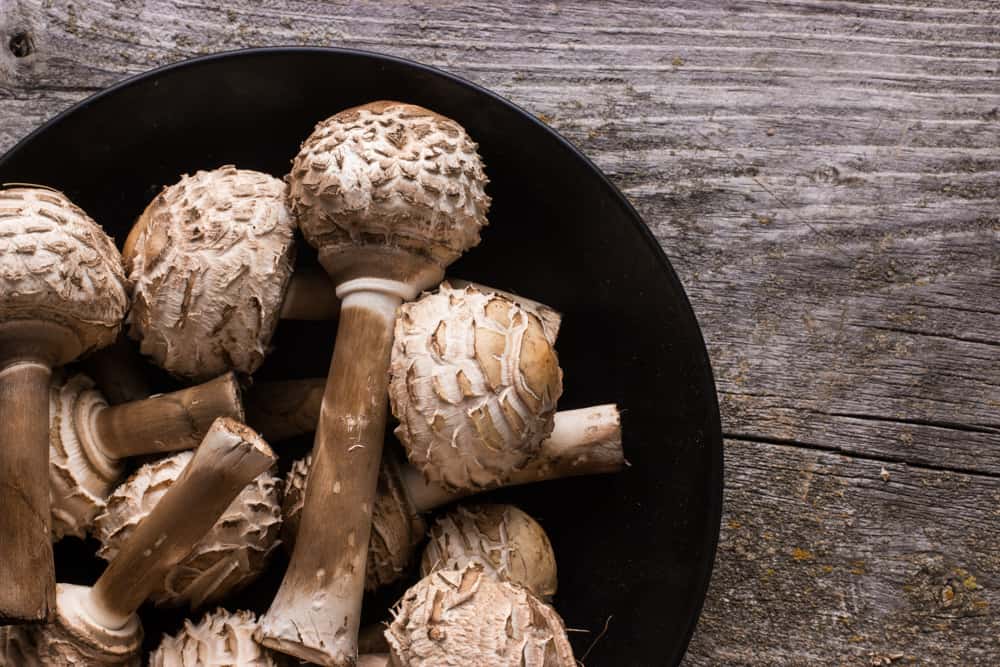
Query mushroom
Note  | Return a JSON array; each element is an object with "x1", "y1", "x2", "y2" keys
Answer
[
  {"x1": 49, "y1": 370, "x2": 243, "y2": 540},
  {"x1": 123, "y1": 165, "x2": 300, "y2": 382},
  {"x1": 25, "y1": 418, "x2": 275, "y2": 665},
  {"x1": 385, "y1": 562, "x2": 576, "y2": 667},
  {"x1": 92, "y1": 447, "x2": 282, "y2": 609},
  {"x1": 0, "y1": 185, "x2": 128, "y2": 622},
  {"x1": 389, "y1": 282, "x2": 563, "y2": 492},
  {"x1": 282, "y1": 404, "x2": 623, "y2": 589},
  {"x1": 258, "y1": 101, "x2": 489, "y2": 666},
  {"x1": 150, "y1": 609, "x2": 291, "y2": 667},
  {"x1": 420, "y1": 504, "x2": 557, "y2": 600}
]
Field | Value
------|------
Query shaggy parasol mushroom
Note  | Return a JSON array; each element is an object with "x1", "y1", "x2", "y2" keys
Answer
[
  {"x1": 386, "y1": 562, "x2": 576, "y2": 667},
  {"x1": 124, "y1": 165, "x2": 305, "y2": 382},
  {"x1": 258, "y1": 101, "x2": 489, "y2": 666},
  {"x1": 420, "y1": 504, "x2": 557, "y2": 600},
  {"x1": 0, "y1": 185, "x2": 128, "y2": 622},
  {"x1": 150, "y1": 609, "x2": 290, "y2": 667},
  {"x1": 282, "y1": 404, "x2": 622, "y2": 589},
  {"x1": 389, "y1": 283, "x2": 562, "y2": 492},
  {"x1": 25, "y1": 419, "x2": 275, "y2": 665},
  {"x1": 49, "y1": 370, "x2": 243, "y2": 540},
  {"x1": 92, "y1": 447, "x2": 281, "y2": 609}
]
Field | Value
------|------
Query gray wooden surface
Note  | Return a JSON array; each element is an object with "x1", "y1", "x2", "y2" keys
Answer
[{"x1": 1, "y1": 1, "x2": 997, "y2": 664}]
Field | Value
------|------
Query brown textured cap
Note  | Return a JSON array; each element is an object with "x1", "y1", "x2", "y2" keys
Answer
[
  {"x1": 125, "y1": 166, "x2": 296, "y2": 381},
  {"x1": 150, "y1": 608, "x2": 289, "y2": 666},
  {"x1": 0, "y1": 186, "x2": 127, "y2": 359}
]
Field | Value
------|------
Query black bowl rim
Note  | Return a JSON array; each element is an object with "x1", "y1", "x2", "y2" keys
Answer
[{"x1": 0, "y1": 45, "x2": 723, "y2": 663}]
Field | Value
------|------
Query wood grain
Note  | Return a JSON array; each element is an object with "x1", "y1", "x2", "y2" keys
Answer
[{"x1": 0, "y1": 0, "x2": 997, "y2": 663}]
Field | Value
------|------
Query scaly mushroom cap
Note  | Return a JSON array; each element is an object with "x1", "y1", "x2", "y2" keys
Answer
[
  {"x1": 125, "y1": 166, "x2": 296, "y2": 381},
  {"x1": 35, "y1": 583, "x2": 142, "y2": 666},
  {"x1": 0, "y1": 625, "x2": 40, "y2": 666},
  {"x1": 389, "y1": 283, "x2": 563, "y2": 491},
  {"x1": 0, "y1": 187, "x2": 127, "y2": 360},
  {"x1": 93, "y1": 451, "x2": 282, "y2": 608},
  {"x1": 386, "y1": 563, "x2": 576, "y2": 667},
  {"x1": 288, "y1": 101, "x2": 489, "y2": 284},
  {"x1": 150, "y1": 608, "x2": 289, "y2": 667},
  {"x1": 281, "y1": 452, "x2": 426, "y2": 590},
  {"x1": 49, "y1": 371, "x2": 121, "y2": 541},
  {"x1": 419, "y1": 504, "x2": 558, "y2": 600}
]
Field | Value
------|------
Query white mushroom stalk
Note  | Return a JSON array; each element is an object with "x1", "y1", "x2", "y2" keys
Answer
[
  {"x1": 389, "y1": 283, "x2": 563, "y2": 492},
  {"x1": 282, "y1": 404, "x2": 623, "y2": 589},
  {"x1": 0, "y1": 185, "x2": 128, "y2": 622},
  {"x1": 49, "y1": 371, "x2": 244, "y2": 540},
  {"x1": 123, "y1": 166, "x2": 297, "y2": 381},
  {"x1": 26, "y1": 419, "x2": 275, "y2": 665},
  {"x1": 386, "y1": 562, "x2": 576, "y2": 666},
  {"x1": 92, "y1": 448, "x2": 282, "y2": 609},
  {"x1": 420, "y1": 504, "x2": 558, "y2": 600},
  {"x1": 258, "y1": 101, "x2": 489, "y2": 666}
]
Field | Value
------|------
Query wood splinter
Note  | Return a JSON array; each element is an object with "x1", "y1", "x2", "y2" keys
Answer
[
  {"x1": 14, "y1": 418, "x2": 275, "y2": 664},
  {"x1": 49, "y1": 371, "x2": 244, "y2": 540},
  {"x1": 0, "y1": 185, "x2": 128, "y2": 623},
  {"x1": 257, "y1": 101, "x2": 490, "y2": 666}
]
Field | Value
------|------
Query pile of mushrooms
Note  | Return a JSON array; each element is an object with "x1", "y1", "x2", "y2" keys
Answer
[{"x1": 0, "y1": 100, "x2": 626, "y2": 666}]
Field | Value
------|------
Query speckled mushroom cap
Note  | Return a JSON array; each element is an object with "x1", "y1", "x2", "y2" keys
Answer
[
  {"x1": 288, "y1": 101, "x2": 489, "y2": 286},
  {"x1": 150, "y1": 609, "x2": 290, "y2": 667},
  {"x1": 281, "y1": 452, "x2": 426, "y2": 590},
  {"x1": 419, "y1": 504, "x2": 558, "y2": 600},
  {"x1": 93, "y1": 451, "x2": 282, "y2": 608},
  {"x1": 389, "y1": 283, "x2": 563, "y2": 491},
  {"x1": 49, "y1": 371, "x2": 119, "y2": 541},
  {"x1": 386, "y1": 563, "x2": 576, "y2": 667},
  {"x1": 124, "y1": 166, "x2": 296, "y2": 381},
  {"x1": 0, "y1": 186, "x2": 127, "y2": 361}
]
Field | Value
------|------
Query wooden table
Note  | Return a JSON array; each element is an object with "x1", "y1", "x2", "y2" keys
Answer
[{"x1": 1, "y1": 1, "x2": 996, "y2": 663}]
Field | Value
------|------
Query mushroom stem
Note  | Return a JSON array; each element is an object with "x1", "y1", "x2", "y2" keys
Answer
[
  {"x1": 279, "y1": 267, "x2": 339, "y2": 320},
  {"x1": 79, "y1": 335, "x2": 151, "y2": 405},
  {"x1": 259, "y1": 287, "x2": 408, "y2": 666},
  {"x1": 86, "y1": 418, "x2": 275, "y2": 629},
  {"x1": 358, "y1": 656, "x2": 388, "y2": 667},
  {"x1": 92, "y1": 372, "x2": 244, "y2": 460},
  {"x1": 244, "y1": 378, "x2": 325, "y2": 443},
  {"x1": 400, "y1": 404, "x2": 624, "y2": 513},
  {"x1": 0, "y1": 321, "x2": 80, "y2": 623}
]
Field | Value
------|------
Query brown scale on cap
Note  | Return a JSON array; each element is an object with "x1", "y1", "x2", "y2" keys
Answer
[
  {"x1": 389, "y1": 283, "x2": 563, "y2": 491},
  {"x1": 93, "y1": 450, "x2": 282, "y2": 609},
  {"x1": 0, "y1": 185, "x2": 127, "y2": 622},
  {"x1": 124, "y1": 166, "x2": 296, "y2": 381},
  {"x1": 419, "y1": 504, "x2": 558, "y2": 600},
  {"x1": 386, "y1": 562, "x2": 576, "y2": 667},
  {"x1": 150, "y1": 609, "x2": 291, "y2": 667}
]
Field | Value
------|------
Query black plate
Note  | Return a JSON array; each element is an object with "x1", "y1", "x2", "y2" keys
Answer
[{"x1": 0, "y1": 48, "x2": 722, "y2": 665}]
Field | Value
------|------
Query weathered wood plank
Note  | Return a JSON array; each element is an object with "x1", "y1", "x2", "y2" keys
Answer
[{"x1": 0, "y1": 0, "x2": 997, "y2": 663}]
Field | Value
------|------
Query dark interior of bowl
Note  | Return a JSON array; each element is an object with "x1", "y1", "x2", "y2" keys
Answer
[{"x1": 0, "y1": 48, "x2": 722, "y2": 665}]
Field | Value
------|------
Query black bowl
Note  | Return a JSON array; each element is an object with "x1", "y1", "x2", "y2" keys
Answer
[{"x1": 0, "y1": 48, "x2": 722, "y2": 665}]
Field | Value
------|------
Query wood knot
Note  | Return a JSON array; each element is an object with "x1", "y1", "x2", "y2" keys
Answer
[{"x1": 8, "y1": 31, "x2": 34, "y2": 58}]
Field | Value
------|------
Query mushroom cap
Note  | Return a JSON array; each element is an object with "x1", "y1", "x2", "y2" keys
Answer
[
  {"x1": 0, "y1": 187, "x2": 127, "y2": 361},
  {"x1": 49, "y1": 372, "x2": 121, "y2": 541},
  {"x1": 389, "y1": 283, "x2": 563, "y2": 491},
  {"x1": 35, "y1": 583, "x2": 142, "y2": 666},
  {"x1": 281, "y1": 451, "x2": 426, "y2": 590},
  {"x1": 93, "y1": 451, "x2": 282, "y2": 608},
  {"x1": 288, "y1": 101, "x2": 489, "y2": 285},
  {"x1": 386, "y1": 563, "x2": 576, "y2": 667},
  {"x1": 150, "y1": 608, "x2": 289, "y2": 667},
  {"x1": 420, "y1": 504, "x2": 558, "y2": 600},
  {"x1": 125, "y1": 166, "x2": 296, "y2": 381}
]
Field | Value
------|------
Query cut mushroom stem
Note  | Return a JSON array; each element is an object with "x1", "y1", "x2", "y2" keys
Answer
[
  {"x1": 282, "y1": 404, "x2": 623, "y2": 589},
  {"x1": 37, "y1": 419, "x2": 275, "y2": 664}
]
